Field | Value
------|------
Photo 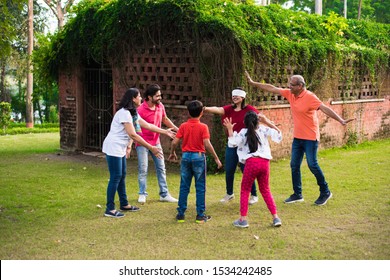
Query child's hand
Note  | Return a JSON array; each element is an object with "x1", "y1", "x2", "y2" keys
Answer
[
  {"x1": 168, "y1": 152, "x2": 177, "y2": 161},
  {"x1": 215, "y1": 158, "x2": 223, "y2": 169},
  {"x1": 223, "y1": 117, "x2": 235, "y2": 130}
]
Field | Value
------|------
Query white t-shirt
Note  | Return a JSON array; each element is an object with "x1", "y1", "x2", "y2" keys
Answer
[
  {"x1": 228, "y1": 125, "x2": 282, "y2": 164},
  {"x1": 102, "y1": 108, "x2": 141, "y2": 157}
]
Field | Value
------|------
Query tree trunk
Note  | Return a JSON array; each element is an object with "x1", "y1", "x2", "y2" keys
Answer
[
  {"x1": 26, "y1": 0, "x2": 34, "y2": 128},
  {"x1": 315, "y1": 0, "x2": 322, "y2": 15},
  {"x1": 344, "y1": 0, "x2": 348, "y2": 19},
  {"x1": 57, "y1": 1, "x2": 65, "y2": 28},
  {"x1": 0, "y1": 62, "x2": 5, "y2": 102},
  {"x1": 358, "y1": 0, "x2": 362, "y2": 20}
]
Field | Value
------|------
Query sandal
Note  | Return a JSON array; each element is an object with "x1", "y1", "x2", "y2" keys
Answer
[{"x1": 120, "y1": 205, "x2": 140, "y2": 212}]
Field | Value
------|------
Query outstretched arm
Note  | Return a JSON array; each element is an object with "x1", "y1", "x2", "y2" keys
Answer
[
  {"x1": 139, "y1": 118, "x2": 176, "y2": 139},
  {"x1": 258, "y1": 113, "x2": 281, "y2": 133},
  {"x1": 319, "y1": 104, "x2": 355, "y2": 125},
  {"x1": 204, "y1": 139, "x2": 222, "y2": 169},
  {"x1": 245, "y1": 71, "x2": 282, "y2": 95},
  {"x1": 124, "y1": 123, "x2": 163, "y2": 158},
  {"x1": 162, "y1": 116, "x2": 179, "y2": 132},
  {"x1": 204, "y1": 106, "x2": 225, "y2": 115}
]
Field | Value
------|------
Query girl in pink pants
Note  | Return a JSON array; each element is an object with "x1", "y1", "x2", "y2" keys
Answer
[{"x1": 223, "y1": 111, "x2": 282, "y2": 227}]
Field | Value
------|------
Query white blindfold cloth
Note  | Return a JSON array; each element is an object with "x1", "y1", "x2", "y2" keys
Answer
[{"x1": 232, "y1": 89, "x2": 246, "y2": 98}]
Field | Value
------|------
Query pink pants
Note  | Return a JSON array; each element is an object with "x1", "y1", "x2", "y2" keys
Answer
[{"x1": 240, "y1": 157, "x2": 277, "y2": 216}]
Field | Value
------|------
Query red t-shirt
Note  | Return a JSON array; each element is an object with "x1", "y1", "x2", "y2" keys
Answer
[
  {"x1": 176, "y1": 118, "x2": 210, "y2": 153},
  {"x1": 222, "y1": 105, "x2": 259, "y2": 134},
  {"x1": 280, "y1": 89, "x2": 322, "y2": 141}
]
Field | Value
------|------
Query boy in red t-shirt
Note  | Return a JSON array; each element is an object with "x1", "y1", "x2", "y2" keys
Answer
[{"x1": 169, "y1": 100, "x2": 222, "y2": 223}]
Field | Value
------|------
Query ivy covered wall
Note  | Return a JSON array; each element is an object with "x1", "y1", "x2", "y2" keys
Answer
[{"x1": 44, "y1": 0, "x2": 390, "y2": 164}]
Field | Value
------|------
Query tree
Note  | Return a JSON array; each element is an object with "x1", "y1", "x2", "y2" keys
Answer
[
  {"x1": 42, "y1": 0, "x2": 76, "y2": 29},
  {"x1": 272, "y1": 0, "x2": 389, "y2": 23},
  {"x1": 0, "y1": 0, "x2": 24, "y2": 103},
  {"x1": 26, "y1": 0, "x2": 34, "y2": 128}
]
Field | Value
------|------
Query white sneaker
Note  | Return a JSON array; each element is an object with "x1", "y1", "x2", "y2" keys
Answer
[
  {"x1": 160, "y1": 194, "x2": 178, "y2": 203},
  {"x1": 220, "y1": 194, "x2": 234, "y2": 203},
  {"x1": 138, "y1": 194, "x2": 146, "y2": 204},
  {"x1": 249, "y1": 195, "x2": 259, "y2": 205}
]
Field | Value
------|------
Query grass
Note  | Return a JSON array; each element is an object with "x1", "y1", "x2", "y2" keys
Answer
[{"x1": 0, "y1": 133, "x2": 389, "y2": 260}]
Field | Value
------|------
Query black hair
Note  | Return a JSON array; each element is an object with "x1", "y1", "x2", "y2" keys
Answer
[
  {"x1": 144, "y1": 84, "x2": 161, "y2": 101},
  {"x1": 244, "y1": 111, "x2": 261, "y2": 153},
  {"x1": 231, "y1": 87, "x2": 247, "y2": 109},
  {"x1": 187, "y1": 100, "x2": 204, "y2": 118},
  {"x1": 117, "y1": 88, "x2": 140, "y2": 116}
]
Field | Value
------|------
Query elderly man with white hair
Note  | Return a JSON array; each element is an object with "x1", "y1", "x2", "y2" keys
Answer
[{"x1": 245, "y1": 71, "x2": 354, "y2": 206}]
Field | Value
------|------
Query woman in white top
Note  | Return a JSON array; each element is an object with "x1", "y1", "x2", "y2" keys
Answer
[
  {"x1": 102, "y1": 88, "x2": 175, "y2": 218},
  {"x1": 223, "y1": 111, "x2": 282, "y2": 227}
]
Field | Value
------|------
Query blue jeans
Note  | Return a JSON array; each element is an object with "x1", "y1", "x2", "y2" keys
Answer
[
  {"x1": 290, "y1": 138, "x2": 330, "y2": 196},
  {"x1": 177, "y1": 152, "x2": 207, "y2": 217},
  {"x1": 105, "y1": 155, "x2": 129, "y2": 211},
  {"x1": 136, "y1": 144, "x2": 168, "y2": 197},
  {"x1": 225, "y1": 146, "x2": 257, "y2": 196}
]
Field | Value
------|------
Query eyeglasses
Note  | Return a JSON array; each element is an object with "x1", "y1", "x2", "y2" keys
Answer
[{"x1": 289, "y1": 83, "x2": 300, "y2": 87}]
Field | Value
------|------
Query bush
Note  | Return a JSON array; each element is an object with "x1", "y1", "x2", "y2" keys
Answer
[
  {"x1": 0, "y1": 102, "x2": 12, "y2": 133},
  {"x1": 0, "y1": 122, "x2": 59, "y2": 136}
]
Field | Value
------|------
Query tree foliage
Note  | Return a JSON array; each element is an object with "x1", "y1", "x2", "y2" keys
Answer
[
  {"x1": 1, "y1": 0, "x2": 59, "y2": 122},
  {"x1": 39, "y1": 0, "x2": 389, "y2": 84},
  {"x1": 274, "y1": 0, "x2": 390, "y2": 23},
  {"x1": 0, "y1": 101, "x2": 12, "y2": 133}
]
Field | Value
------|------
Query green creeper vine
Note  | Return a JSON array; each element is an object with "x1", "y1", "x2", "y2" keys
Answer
[{"x1": 34, "y1": 0, "x2": 389, "y2": 171}]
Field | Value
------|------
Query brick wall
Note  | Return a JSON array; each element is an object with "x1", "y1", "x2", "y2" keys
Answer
[
  {"x1": 59, "y1": 52, "x2": 390, "y2": 158},
  {"x1": 158, "y1": 95, "x2": 390, "y2": 159},
  {"x1": 59, "y1": 67, "x2": 84, "y2": 151}
]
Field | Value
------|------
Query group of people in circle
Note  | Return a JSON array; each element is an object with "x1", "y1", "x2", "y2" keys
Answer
[{"x1": 102, "y1": 71, "x2": 354, "y2": 227}]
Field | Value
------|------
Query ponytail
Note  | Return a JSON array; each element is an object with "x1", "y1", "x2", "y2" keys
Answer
[{"x1": 244, "y1": 111, "x2": 261, "y2": 153}]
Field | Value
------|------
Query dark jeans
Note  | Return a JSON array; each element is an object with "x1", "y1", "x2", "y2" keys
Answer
[
  {"x1": 105, "y1": 155, "x2": 129, "y2": 211},
  {"x1": 225, "y1": 146, "x2": 257, "y2": 196},
  {"x1": 177, "y1": 152, "x2": 207, "y2": 217},
  {"x1": 290, "y1": 138, "x2": 330, "y2": 196}
]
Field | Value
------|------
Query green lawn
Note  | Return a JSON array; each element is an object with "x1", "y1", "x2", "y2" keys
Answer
[{"x1": 0, "y1": 133, "x2": 389, "y2": 260}]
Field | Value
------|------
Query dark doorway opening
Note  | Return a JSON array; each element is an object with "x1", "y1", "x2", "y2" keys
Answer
[{"x1": 84, "y1": 68, "x2": 113, "y2": 150}]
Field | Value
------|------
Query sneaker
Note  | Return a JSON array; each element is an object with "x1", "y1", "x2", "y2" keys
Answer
[
  {"x1": 233, "y1": 218, "x2": 249, "y2": 228},
  {"x1": 176, "y1": 214, "x2": 185, "y2": 223},
  {"x1": 195, "y1": 215, "x2": 211, "y2": 223},
  {"x1": 273, "y1": 217, "x2": 282, "y2": 227},
  {"x1": 314, "y1": 192, "x2": 333, "y2": 206},
  {"x1": 220, "y1": 194, "x2": 234, "y2": 203},
  {"x1": 138, "y1": 194, "x2": 146, "y2": 204},
  {"x1": 104, "y1": 210, "x2": 124, "y2": 218},
  {"x1": 120, "y1": 205, "x2": 140, "y2": 212},
  {"x1": 249, "y1": 195, "x2": 259, "y2": 205},
  {"x1": 160, "y1": 194, "x2": 178, "y2": 203},
  {"x1": 284, "y1": 193, "x2": 304, "y2": 204}
]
